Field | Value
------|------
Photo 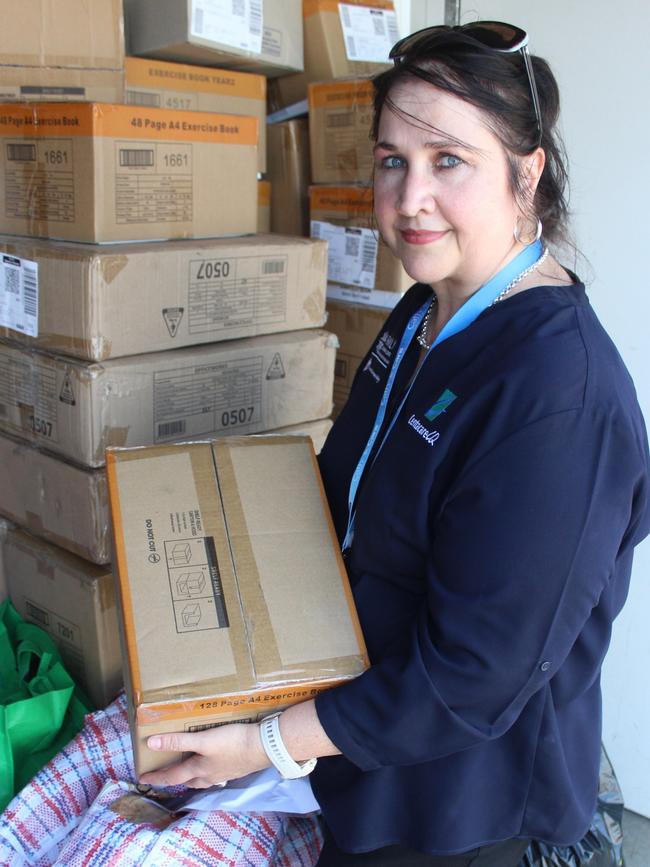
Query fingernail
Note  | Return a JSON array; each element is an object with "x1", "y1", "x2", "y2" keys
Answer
[{"x1": 148, "y1": 736, "x2": 162, "y2": 750}]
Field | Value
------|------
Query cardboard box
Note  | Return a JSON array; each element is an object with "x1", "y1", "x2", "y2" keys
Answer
[
  {"x1": 0, "y1": 329, "x2": 337, "y2": 467},
  {"x1": 0, "y1": 0, "x2": 124, "y2": 104},
  {"x1": 310, "y1": 184, "x2": 411, "y2": 305},
  {"x1": 267, "y1": 119, "x2": 311, "y2": 237},
  {"x1": 326, "y1": 299, "x2": 387, "y2": 415},
  {"x1": 308, "y1": 79, "x2": 374, "y2": 184},
  {"x1": 4, "y1": 527, "x2": 122, "y2": 708},
  {"x1": 0, "y1": 518, "x2": 10, "y2": 603},
  {"x1": 274, "y1": 0, "x2": 397, "y2": 108},
  {"x1": 125, "y1": 0, "x2": 303, "y2": 78},
  {"x1": 0, "y1": 418, "x2": 334, "y2": 570},
  {"x1": 0, "y1": 102, "x2": 257, "y2": 243},
  {"x1": 0, "y1": 68, "x2": 124, "y2": 105},
  {"x1": 125, "y1": 57, "x2": 266, "y2": 171},
  {"x1": 0, "y1": 234, "x2": 327, "y2": 361},
  {"x1": 269, "y1": 417, "x2": 333, "y2": 454},
  {"x1": 107, "y1": 435, "x2": 368, "y2": 772},
  {"x1": 257, "y1": 181, "x2": 271, "y2": 233},
  {"x1": 0, "y1": 432, "x2": 110, "y2": 564}
]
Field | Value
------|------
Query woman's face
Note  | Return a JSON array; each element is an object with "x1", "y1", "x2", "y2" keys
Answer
[{"x1": 373, "y1": 78, "x2": 526, "y2": 292}]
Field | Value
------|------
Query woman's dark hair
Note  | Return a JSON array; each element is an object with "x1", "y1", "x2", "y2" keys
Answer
[{"x1": 371, "y1": 38, "x2": 570, "y2": 245}]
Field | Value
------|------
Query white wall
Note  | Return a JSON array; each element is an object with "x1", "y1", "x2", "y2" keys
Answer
[{"x1": 406, "y1": 0, "x2": 650, "y2": 817}]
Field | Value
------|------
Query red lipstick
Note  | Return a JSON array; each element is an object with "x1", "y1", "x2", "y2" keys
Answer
[{"x1": 399, "y1": 229, "x2": 448, "y2": 245}]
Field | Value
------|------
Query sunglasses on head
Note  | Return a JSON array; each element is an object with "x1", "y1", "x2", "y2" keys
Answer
[{"x1": 389, "y1": 21, "x2": 543, "y2": 148}]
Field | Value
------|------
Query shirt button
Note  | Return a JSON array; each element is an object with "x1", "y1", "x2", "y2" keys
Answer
[{"x1": 540, "y1": 661, "x2": 551, "y2": 672}]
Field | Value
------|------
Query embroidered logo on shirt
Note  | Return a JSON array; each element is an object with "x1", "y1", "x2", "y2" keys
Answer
[
  {"x1": 424, "y1": 388, "x2": 458, "y2": 421},
  {"x1": 363, "y1": 330, "x2": 397, "y2": 383},
  {"x1": 408, "y1": 414, "x2": 440, "y2": 446}
]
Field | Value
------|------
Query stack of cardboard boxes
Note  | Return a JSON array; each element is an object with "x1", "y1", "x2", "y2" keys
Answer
[
  {"x1": 268, "y1": 0, "x2": 412, "y2": 416},
  {"x1": 0, "y1": 0, "x2": 341, "y2": 710}
]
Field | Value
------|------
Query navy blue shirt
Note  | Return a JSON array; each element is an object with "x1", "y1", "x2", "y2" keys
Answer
[{"x1": 313, "y1": 280, "x2": 650, "y2": 855}]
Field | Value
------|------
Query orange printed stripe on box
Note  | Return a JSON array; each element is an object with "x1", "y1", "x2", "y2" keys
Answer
[
  {"x1": 136, "y1": 678, "x2": 353, "y2": 724},
  {"x1": 308, "y1": 80, "x2": 374, "y2": 109},
  {"x1": 304, "y1": 0, "x2": 395, "y2": 17},
  {"x1": 0, "y1": 103, "x2": 258, "y2": 145},
  {"x1": 125, "y1": 57, "x2": 266, "y2": 101},
  {"x1": 310, "y1": 185, "x2": 373, "y2": 214}
]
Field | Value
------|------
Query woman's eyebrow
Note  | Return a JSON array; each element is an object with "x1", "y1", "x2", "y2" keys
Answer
[{"x1": 373, "y1": 138, "x2": 484, "y2": 153}]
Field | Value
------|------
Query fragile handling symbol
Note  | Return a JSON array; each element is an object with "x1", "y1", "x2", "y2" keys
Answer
[{"x1": 162, "y1": 307, "x2": 184, "y2": 337}]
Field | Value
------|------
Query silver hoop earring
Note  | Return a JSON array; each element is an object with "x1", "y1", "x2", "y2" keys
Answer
[{"x1": 514, "y1": 216, "x2": 543, "y2": 245}]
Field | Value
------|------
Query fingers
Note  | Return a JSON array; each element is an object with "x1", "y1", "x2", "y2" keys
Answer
[
  {"x1": 147, "y1": 732, "x2": 204, "y2": 754},
  {"x1": 139, "y1": 754, "x2": 205, "y2": 788}
]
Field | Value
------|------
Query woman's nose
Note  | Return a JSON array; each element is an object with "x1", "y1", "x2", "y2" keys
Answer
[{"x1": 396, "y1": 169, "x2": 435, "y2": 218}]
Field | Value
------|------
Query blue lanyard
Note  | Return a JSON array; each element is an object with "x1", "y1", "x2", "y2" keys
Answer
[{"x1": 342, "y1": 240, "x2": 544, "y2": 552}]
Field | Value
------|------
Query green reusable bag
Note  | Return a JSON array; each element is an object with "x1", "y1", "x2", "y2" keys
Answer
[{"x1": 0, "y1": 599, "x2": 92, "y2": 812}]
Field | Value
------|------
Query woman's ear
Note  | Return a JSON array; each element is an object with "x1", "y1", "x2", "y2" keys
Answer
[{"x1": 524, "y1": 147, "x2": 546, "y2": 197}]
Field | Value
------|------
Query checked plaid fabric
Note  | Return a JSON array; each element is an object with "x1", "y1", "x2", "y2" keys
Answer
[{"x1": 0, "y1": 692, "x2": 323, "y2": 866}]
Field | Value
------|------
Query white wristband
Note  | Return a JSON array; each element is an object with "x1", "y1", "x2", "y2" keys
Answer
[{"x1": 259, "y1": 712, "x2": 317, "y2": 779}]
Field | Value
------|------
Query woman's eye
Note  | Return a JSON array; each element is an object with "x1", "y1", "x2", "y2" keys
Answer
[
  {"x1": 437, "y1": 154, "x2": 463, "y2": 169},
  {"x1": 380, "y1": 155, "x2": 406, "y2": 169}
]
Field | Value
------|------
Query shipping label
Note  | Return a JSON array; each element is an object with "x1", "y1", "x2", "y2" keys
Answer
[
  {"x1": 0, "y1": 253, "x2": 38, "y2": 337},
  {"x1": 0, "y1": 351, "x2": 58, "y2": 441},
  {"x1": 338, "y1": 3, "x2": 399, "y2": 62},
  {"x1": 153, "y1": 355, "x2": 263, "y2": 440},
  {"x1": 311, "y1": 220, "x2": 378, "y2": 289},
  {"x1": 126, "y1": 89, "x2": 199, "y2": 111},
  {"x1": 115, "y1": 141, "x2": 193, "y2": 224},
  {"x1": 188, "y1": 254, "x2": 287, "y2": 334},
  {"x1": 4, "y1": 138, "x2": 75, "y2": 223},
  {"x1": 190, "y1": 0, "x2": 263, "y2": 54}
]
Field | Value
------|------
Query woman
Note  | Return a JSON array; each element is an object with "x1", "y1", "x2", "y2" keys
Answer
[{"x1": 141, "y1": 23, "x2": 650, "y2": 867}]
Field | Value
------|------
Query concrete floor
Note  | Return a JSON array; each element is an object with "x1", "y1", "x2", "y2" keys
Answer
[{"x1": 623, "y1": 809, "x2": 650, "y2": 867}]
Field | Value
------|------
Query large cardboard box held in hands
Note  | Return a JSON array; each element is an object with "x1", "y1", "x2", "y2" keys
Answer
[
  {"x1": 0, "y1": 329, "x2": 336, "y2": 467},
  {"x1": 309, "y1": 79, "x2": 374, "y2": 184},
  {"x1": 125, "y1": 57, "x2": 267, "y2": 171},
  {"x1": 0, "y1": 103, "x2": 257, "y2": 243},
  {"x1": 0, "y1": 235, "x2": 327, "y2": 361},
  {"x1": 274, "y1": 0, "x2": 397, "y2": 108},
  {"x1": 267, "y1": 119, "x2": 311, "y2": 237},
  {"x1": 107, "y1": 435, "x2": 368, "y2": 773},
  {"x1": 125, "y1": 0, "x2": 303, "y2": 78},
  {"x1": 0, "y1": 420, "x2": 333, "y2": 569},
  {"x1": 4, "y1": 527, "x2": 122, "y2": 708},
  {"x1": 0, "y1": 0, "x2": 124, "y2": 104},
  {"x1": 326, "y1": 299, "x2": 387, "y2": 416},
  {"x1": 310, "y1": 185, "x2": 411, "y2": 305}
]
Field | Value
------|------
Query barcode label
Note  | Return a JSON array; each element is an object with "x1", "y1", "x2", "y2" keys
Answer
[
  {"x1": 120, "y1": 149, "x2": 154, "y2": 167},
  {"x1": 310, "y1": 220, "x2": 378, "y2": 289},
  {"x1": 26, "y1": 600, "x2": 50, "y2": 626},
  {"x1": 6, "y1": 143, "x2": 36, "y2": 162},
  {"x1": 0, "y1": 253, "x2": 39, "y2": 337},
  {"x1": 262, "y1": 259, "x2": 285, "y2": 274},
  {"x1": 249, "y1": 0, "x2": 262, "y2": 34},
  {"x1": 338, "y1": 4, "x2": 399, "y2": 62},
  {"x1": 190, "y1": 0, "x2": 263, "y2": 53},
  {"x1": 158, "y1": 419, "x2": 187, "y2": 438},
  {"x1": 126, "y1": 90, "x2": 161, "y2": 107}
]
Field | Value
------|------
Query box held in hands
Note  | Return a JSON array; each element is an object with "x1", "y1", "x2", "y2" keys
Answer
[{"x1": 107, "y1": 435, "x2": 368, "y2": 773}]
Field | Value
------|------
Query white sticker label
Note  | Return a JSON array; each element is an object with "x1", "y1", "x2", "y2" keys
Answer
[
  {"x1": 311, "y1": 220, "x2": 378, "y2": 289},
  {"x1": 0, "y1": 254, "x2": 38, "y2": 338},
  {"x1": 338, "y1": 4, "x2": 399, "y2": 63},
  {"x1": 191, "y1": 0, "x2": 263, "y2": 54}
]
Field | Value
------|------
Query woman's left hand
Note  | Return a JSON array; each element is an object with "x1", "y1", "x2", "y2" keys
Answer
[{"x1": 138, "y1": 722, "x2": 270, "y2": 788}]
